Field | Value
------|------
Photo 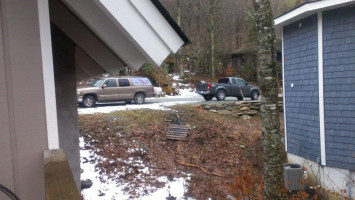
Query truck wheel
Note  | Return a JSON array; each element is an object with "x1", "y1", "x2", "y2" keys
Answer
[
  {"x1": 251, "y1": 91, "x2": 259, "y2": 100},
  {"x1": 216, "y1": 90, "x2": 226, "y2": 101},
  {"x1": 203, "y1": 95, "x2": 213, "y2": 101},
  {"x1": 83, "y1": 95, "x2": 96, "y2": 108},
  {"x1": 134, "y1": 94, "x2": 145, "y2": 104}
]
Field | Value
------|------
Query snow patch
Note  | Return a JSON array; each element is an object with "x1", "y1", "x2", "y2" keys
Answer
[
  {"x1": 78, "y1": 100, "x2": 199, "y2": 115},
  {"x1": 80, "y1": 137, "x2": 193, "y2": 200}
]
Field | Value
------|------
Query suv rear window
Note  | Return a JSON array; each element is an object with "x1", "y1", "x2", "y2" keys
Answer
[
  {"x1": 131, "y1": 78, "x2": 152, "y2": 86},
  {"x1": 218, "y1": 78, "x2": 230, "y2": 84},
  {"x1": 118, "y1": 79, "x2": 130, "y2": 87}
]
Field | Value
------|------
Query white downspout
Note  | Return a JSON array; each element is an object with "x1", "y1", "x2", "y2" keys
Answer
[
  {"x1": 282, "y1": 28, "x2": 287, "y2": 151},
  {"x1": 318, "y1": 12, "x2": 326, "y2": 166}
]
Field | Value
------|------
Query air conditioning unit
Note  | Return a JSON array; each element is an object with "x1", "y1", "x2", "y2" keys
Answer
[{"x1": 283, "y1": 164, "x2": 306, "y2": 191}]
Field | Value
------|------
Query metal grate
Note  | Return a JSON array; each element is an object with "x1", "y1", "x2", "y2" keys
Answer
[{"x1": 167, "y1": 124, "x2": 188, "y2": 141}]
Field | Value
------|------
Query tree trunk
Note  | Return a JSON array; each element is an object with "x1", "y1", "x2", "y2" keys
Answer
[
  {"x1": 209, "y1": 0, "x2": 216, "y2": 79},
  {"x1": 253, "y1": 0, "x2": 285, "y2": 199},
  {"x1": 176, "y1": 0, "x2": 184, "y2": 78},
  {"x1": 195, "y1": 0, "x2": 201, "y2": 74},
  {"x1": 210, "y1": 17, "x2": 215, "y2": 79}
]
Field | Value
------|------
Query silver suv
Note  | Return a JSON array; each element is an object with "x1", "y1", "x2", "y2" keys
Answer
[{"x1": 77, "y1": 77, "x2": 154, "y2": 107}]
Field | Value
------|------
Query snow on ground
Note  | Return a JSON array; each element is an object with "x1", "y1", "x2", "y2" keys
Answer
[
  {"x1": 79, "y1": 77, "x2": 201, "y2": 199},
  {"x1": 78, "y1": 100, "x2": 199, "y2": 115},
  {"x1": 166, "y1": 88, "x2": 200, "y2": 99},
  {"x1": 80, "y1": 137, "x2": 192, "y2": 200}
]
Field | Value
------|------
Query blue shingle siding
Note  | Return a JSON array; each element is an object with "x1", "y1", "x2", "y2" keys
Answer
[
  {"x1": 323, "y1": 6, "x2": 355, "y2": 170},
  {"x1": 284, "y1": 14, "x2": 320, "y2": 163}
]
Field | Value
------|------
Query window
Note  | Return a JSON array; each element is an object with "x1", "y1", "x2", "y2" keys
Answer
[
  {"x1": 218, "y1": 78, "x2": 230, "y2": 84},
  {"x1": 131, "y1": 78, "x2": 152, "y2": 86},
  {"x1": 89, "y1": 79, "x2": 104, "y2": 87},
  {"x1": 118, "y1": 79, "x2": 130, "y2": 87},
  {"x1": 232, "y1": 79, "x2": 237, "y2": 85},
  {"x1": 237, "y1": 79, "x2": 247, "y2": 86},
  {"x1": 104, "y1": 79, "x2": 117, "y2": 87}
]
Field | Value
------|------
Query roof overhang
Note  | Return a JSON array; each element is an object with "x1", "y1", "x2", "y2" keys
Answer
[
  {"x1": 275, "y1": 0, "x2": 355, "y2": 32},
  {"x1": 60, "y1": 0, "x2": 188, "y2": 71}
]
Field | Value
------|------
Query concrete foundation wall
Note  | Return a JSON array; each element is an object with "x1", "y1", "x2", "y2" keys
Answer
[
  {"x1": 51, "y1": 24, "x2": 81, "y2": 190},
  {"x1": 288, "y1": 153, "x2": 355, "y2": 199}
]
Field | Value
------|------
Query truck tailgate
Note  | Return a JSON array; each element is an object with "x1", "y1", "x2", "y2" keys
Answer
[{"x1": 197, "y1": 82, "x2": 208, "y2": 91}]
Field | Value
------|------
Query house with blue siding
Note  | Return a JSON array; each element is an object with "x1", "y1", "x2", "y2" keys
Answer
[{"x1": 275, "y1": 0, "x2": 355, "y2": 198}]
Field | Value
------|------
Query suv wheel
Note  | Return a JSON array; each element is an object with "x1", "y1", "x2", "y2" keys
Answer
[
  {"x1": 216, "y1": 90, "x2": 226, "y2": 101},
  {"x1": 251, "y1": 91, "x2": 259, "y2": 100},
  {"x1": 83, "y1": 95, "x2": 96, "y2": 108},
  {"x1": 134, "y1": 94, "x2": 145, "y2": 104}
]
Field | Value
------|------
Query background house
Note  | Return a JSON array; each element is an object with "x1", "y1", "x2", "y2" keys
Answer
[
  {"x1": 0, "y1": 0, "x2": 188, "y2": 199},
  {"x1": 275, "y1": 0, "x2": 355, "y2": 197}
]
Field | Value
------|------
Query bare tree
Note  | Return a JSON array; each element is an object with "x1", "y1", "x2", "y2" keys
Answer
[
  {"x1": 253, "y1": 0, "x2": 285, "y2": 199},
  {"x1": 175, "y1": 0, "x2": 184, "y2": 78},
  {"x1": 160, "y1": 0, "x2": 303, "y2": 78},
  {"x1": 207, "y1": 0, "x2": 223, "y2": 79}
]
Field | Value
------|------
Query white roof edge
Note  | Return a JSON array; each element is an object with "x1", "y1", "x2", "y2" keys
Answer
[
  {"x1": 129, "y1": 0, "x2": 184, "y2": 53},
  {"x1": 275, "y1": 0, "x2": 355, "y2": 27}
]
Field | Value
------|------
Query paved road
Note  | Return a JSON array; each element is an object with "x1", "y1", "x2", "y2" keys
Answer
[{"x1": 146, "y1": 96, "x2": 251, "y2": 105}]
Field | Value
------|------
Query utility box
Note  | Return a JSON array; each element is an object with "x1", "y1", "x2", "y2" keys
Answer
[{"x1": 283, "y1": 164, "x2": 305, "y2": 191}]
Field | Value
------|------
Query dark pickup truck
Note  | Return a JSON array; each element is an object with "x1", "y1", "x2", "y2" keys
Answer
[{"x1": 196, "y1": 77, "x2": 260, "y2": 101}]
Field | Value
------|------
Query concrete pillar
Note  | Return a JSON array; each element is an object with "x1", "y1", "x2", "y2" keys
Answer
[{"x1": 51, "y1": 24, "x2": 81, "y2": 190}]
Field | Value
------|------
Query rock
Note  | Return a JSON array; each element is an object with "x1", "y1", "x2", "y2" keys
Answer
[
  {"x1": 81, "y1": 179, "x2": 93, "y2": 190},
  {"x1": 244, "y1": 110, "x2": 259, "y2": 115},
  {"x1": 204, "y1": 105, "x2": 211, "y2": 110},
  {"x1": 235, "y1": 113, "x2": 244, "y2": 116},
  {"x1": 217, "y1": 110, "x2": 233, "y2": 115},
  {"x1": 235, "y1": 101, "x2": 247, "y2": 105},
  {"x1": 186, "y1": 124, "x2": 192, "y2": 130},
  {"x1": 240, "y1": 107, "x2": 250, "y2": 111},
  {"x1": 98, "y1": 190, "x2": 105, "y2": 197},
  {"x1": 250, "y1": 105, "x2": 260, "y2": 110},
  {"x1": 210, "y1": 109, "x2": 217, "y2": 113},
  {"x1": 240, "y1": 145, "x2": 246, "y2": 149},
  {"x1": 215, "y1": 104, "x2": 226, "y2": 109},
  {"x1": 166, "y1": 195, "x2": 177, "y2": 200},
  {"x1": 241, "y1": 115, "x2": 251, "y2": 120}
]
